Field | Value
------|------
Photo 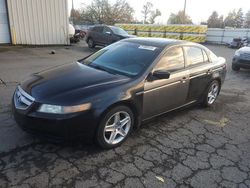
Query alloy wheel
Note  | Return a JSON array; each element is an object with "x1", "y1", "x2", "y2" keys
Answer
[
  {"x1": 103, "y1": 111, "x2": 131, "y2": 145},
  {"x1": 88, "y1": 39, "x2": 94, "y2": 48},
  {"x1": 207, "y1": 82, "x2": 219, "y2": 105}
]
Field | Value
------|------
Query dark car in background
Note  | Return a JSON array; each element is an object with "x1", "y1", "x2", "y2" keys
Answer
[
  {"x1": 85, "y1": 25, "x2": 132, "y2": 48},
  {"x1": 12, "y1": 38, "x2": 226, "y2": 149},
  {"x1": 229, "y1": 37, "x2": 250, "y2": 49},
  {"x1": 229, "y1": 38, "x2": 242, "y2": 48},
  {"x1": 232, "y1": 46, "x2": 250, "y2": 71}
]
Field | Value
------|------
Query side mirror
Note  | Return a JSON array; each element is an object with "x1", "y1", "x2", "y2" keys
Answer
[
  {"x1": 152, "y1": 70, "x2": 170, "y2": 79},
  {"x1": 105, "y1": 31, "x2": 111, "y2": 35}
]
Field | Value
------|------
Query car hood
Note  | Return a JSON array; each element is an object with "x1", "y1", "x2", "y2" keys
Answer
[
  {"x1": 115, "y1": 34, "x2": 133, "y2": 39},
  {"x1": 239, "y1": 46, "x2": 250, "y2": 53},
  {"x1": 20, "y1": 62, "x2": 130, "y2": 104}
]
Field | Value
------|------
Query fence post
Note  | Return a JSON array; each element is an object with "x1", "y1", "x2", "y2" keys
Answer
[
  {"x1": 179, "y1": 33, "x2": 183, "y2": 40},
  {"x1": 179, "y1": 27, "x2": 184, "y2": 40},
  {"x1": 148, "y1": 28, "x2": 151, "y2": 37},
  {"x1": 164, "y1": 30, "x2": 166, "y2": 38},
  {"x1": 221, "y1": 29, "x2": 225, "y2": 44},
  {"x1": 134, "y1": 28, "x2": 137, "y2": 36}
]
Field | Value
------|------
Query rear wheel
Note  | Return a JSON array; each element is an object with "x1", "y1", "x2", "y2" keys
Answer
[
  {"x1": 202, "y1": 80, "x2": 220, "y2": 107},
  {"x1": 87, "y1": 38, "x2": 95, "y2": 48},
  {"x1": 96, "y1": 106, "x2": 134, "y2": 149},
  {"x1": 232, "y1": 64, "x2": 240, "y2": 71}
]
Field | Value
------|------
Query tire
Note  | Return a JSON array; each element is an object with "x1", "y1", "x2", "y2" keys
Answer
[
  {"x1": 70, "y1": 37, "x2": 74, "y2": 43},
  {"x1": 87, "y1": 38, "x2": 95, "y2": 48},
  {"x1": 96, "y1": 106, "x2": 134, "y2": 149},
  {"x1": 232, "y1": 64, "x2": 240, "y2": 71},
  {"x1": 202, "y1": 80, "x2": 221, "y2": 107}
]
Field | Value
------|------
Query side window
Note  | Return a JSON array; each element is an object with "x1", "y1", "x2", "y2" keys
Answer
[
  {"x1": 92, "y1": 27, "x2": 98, "y2": 32},
  {"x1": 103, "y1": 27, "x2": 112, "y2": 34},
  {"x1": 184, "y1": 47, "x2": 204, "y2": 66},
  {"x1": 202, "y1": 50, "x2": 209, "y2": 62},
  {"x1": 93, "y1": 26, "x2": 103, "y2": 33},
  {"x1": 156, "y1": 47, "x2": 185, "y2": 72}
]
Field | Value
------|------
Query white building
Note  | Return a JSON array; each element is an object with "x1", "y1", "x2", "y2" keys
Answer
[{"x1": 0, "y1": 0, "x2": 70, "y2": 45}]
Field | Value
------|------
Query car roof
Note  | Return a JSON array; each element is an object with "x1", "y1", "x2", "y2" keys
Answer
[
  {"x1": 122, "y1": 37, "x2": 192, "y2": 48},
  {"x1": 93, "y1": 25, "x2": 120, "y2": 29}
]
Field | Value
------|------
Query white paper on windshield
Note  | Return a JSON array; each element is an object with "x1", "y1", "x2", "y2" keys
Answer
[{"x1": 138, "y1": 45, "x2": 157, "y2": 51}]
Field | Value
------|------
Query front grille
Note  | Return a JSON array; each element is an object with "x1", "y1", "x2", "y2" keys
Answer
[
  {"x1": 238, "y1": 59, "x2": 250, "y2": 64},
  {"x1": 240, "y1": 53, "x2": 250, "y2": 61},
  {"x1": 14, "y1": 86, "x2": 35, "y2": 110}
]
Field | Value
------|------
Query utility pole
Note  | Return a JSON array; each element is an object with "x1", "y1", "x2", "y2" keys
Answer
[
  {"x1": 183, "y1": 0, "x2": 187, "y2": 16},
  {"x1": 71, "y1": 0, "x2": 74, "y2": 24},
  {"x1": 180, "y1": 0, "x2": 187, "y2": 39},
  {"x1": 183, "y1": 0, "x2": 187, "y2": 24}
]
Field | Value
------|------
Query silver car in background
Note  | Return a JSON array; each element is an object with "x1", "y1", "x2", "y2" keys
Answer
[{"x1": 232, "y1": 47, "x2": 250, "y2": 71}]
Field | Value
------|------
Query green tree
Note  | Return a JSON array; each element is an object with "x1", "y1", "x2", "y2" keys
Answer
[
  {"x1": 110, "y1": 0, "x2": 135, "y2": 24},
  {"x1": 235, "y1": 8, "x2": 244, "y2": 28},
  {"x1": 70, "y1": 9, "x2": 82, "y2": 24},
  {"x1": 207, "y1": 11, "x2": 219, "y2": 28},
  {"x1": 141, "y1": 2, "x2": 153, "y2": 24},
  {"x1": 219, "y1": 15, "x2": 224, "y2": 28},
  {"x1": 244, "y1": 10, "x2": 250, "y2": 28},
  {"x1": 168, "y1": 11, "x2": 192, "y2": 24},
  {"x1": 224, "y1": 9, "x2": 244, "y2": 28},
  {"x1": 79, "y1": 0, "x2": 134, "y2": 25},
  {"x1": 149, "y1": 9, "x2": 161, "y2": 24},
  {"x1": 207, "y1": 11, "x2": 224, "y2": 28},
  {"x1": 224, "y1": 10, "x2": 236, "y2": 27}
]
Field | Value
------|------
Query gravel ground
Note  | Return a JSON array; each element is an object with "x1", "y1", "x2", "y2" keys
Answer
[{"x1": 0, "y1": 42, "x2": 249, "y2": 188}]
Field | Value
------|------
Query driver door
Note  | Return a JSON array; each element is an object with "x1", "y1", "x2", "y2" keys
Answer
[
  {"x1": 101, "y1": 26, "x2": 113, "y2": 45},
  {"x1": 142, "y1": 46, "x2": 190, "y2": 119}
]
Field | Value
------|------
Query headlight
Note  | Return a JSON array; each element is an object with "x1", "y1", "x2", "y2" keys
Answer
[
  {"x1": 37, "y1": 103, "x2": 91, "y2": 114},
  {"x1": 235, "y1": 50, "x2": 241, "y2": 57}
]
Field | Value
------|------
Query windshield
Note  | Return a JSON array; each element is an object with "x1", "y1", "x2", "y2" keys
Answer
[
  {"x1": 83, "y1": 42, "x2": 161, "y2": 77},
  {"x1": 110, "y1": 26, "x2": 129, "y2": 36}
]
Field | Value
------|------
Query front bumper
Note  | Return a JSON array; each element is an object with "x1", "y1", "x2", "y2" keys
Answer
[
  {"x1": 232, "y1": 57, "x2": 250, "y2": 69},
  {"x1": 12, "y1": 100, "x2": 98, "y2": 142}
]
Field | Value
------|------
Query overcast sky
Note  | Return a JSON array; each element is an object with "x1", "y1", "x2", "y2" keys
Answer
[{"x1": 68, "y1": 0, "x2": 250, "y2": 24}]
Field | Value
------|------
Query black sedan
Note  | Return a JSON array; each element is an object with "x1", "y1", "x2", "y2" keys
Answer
[
  {"x1": 12, "y1": 38, "x2": 227, "y2": 149},
  {"x1": 232, "y1": 46, "x2": 250, "y2": 71}
]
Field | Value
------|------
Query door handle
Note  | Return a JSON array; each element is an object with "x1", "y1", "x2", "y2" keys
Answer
[
  {"x1": 181, "y1": 77, "x2": 187, "y2": 83},
  {"x1": 207, "y1": 69, "x2": 212, "y2": 74}
]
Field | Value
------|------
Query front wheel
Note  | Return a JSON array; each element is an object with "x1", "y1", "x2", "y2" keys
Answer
[
  {"x1": 87, "y1": 38, "x2": 95, "y2": 48},
  {"x1": 96, "y1": 106, "x2": 134, "y2": 149},
  {"x1": 232, "y1": 64, "x2": 240, "y2": 71},
  {"x1": 202, "y1": 80, "x2": 221, "y2": 107}
]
